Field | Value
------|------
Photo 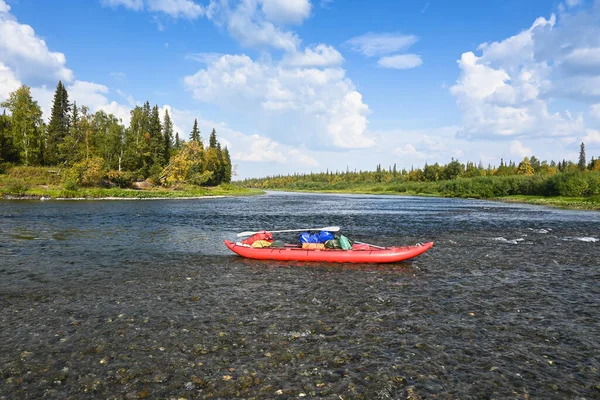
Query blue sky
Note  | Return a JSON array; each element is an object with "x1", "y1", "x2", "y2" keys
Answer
[{"x1": 1, "y1": 0, "x2": 600, "y2": 178}]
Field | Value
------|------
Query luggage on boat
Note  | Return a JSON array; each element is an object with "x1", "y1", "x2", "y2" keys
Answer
[
  {"x1": 324, "y1": 239, "x2": 341, "y2": 249},
  {"x1": 302, "y1": 243, "x2": 325, "y2": 249},
  {"x1": 299, "y1": 231, "x2": 335, "y2": 244},
  {"x1": 251, "y1": 240, "x2": 273, "y2": 248},
  {"x1": 242, "y1": 231, "x2": 273, "y2": 246},
  {"x1": 338, "y1": 235, "x2": 352, "y2": 250}
]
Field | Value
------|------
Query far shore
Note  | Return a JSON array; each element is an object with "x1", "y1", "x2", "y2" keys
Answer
[{"x1": 256, "y1": 188, "x2": 600, "y2": 211}]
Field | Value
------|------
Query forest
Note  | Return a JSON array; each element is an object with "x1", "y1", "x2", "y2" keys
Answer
[
  {"x1": 240, "y1": 144, "x2": 600, "y2": 201},
  {"x1": 0, "y1": 81, "x2": 232, "y2": 190}
]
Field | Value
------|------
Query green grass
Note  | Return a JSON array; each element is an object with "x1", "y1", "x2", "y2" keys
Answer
[
  {"x1": 0, "y1": 166, "x2": 262, "y2": 199},
  {"x1": 497, "y1": 195, "x2": 600, "y2": 210}
]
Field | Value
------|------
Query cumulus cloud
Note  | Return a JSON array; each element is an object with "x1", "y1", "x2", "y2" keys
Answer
[
  {"x1": 392, "y1": 143, "x2": 426, "y2": 159},
  {"x1": 233, "y1": 134, "x2": 287, "y2": 162},
  {"x1": 378, "y1": 54, "x2": 422, "y2": 69},
  {"x1": 509, "y1": 140, "x2": 532, "y2": 158},
  {"x1": 210, "y1": 0, "x2": 301, "y2": 52},
  {"x1": 449, "y1": 12, "x2": 597, "y2": 140},
  {"x1": 282, "y1": 44, "x2": 343, "y2": 67},
  {"x1": 259, "y1": 0, "x2": 311, "y2": 25},
  {"x1": 0, "y1": 1, "x2": 74, "y2": 84},
  {"x1": 344, "y1": 32, "x2": 418, "y2": 57},
  {"x1": 184, "y1": 53, "x2": 374, "y2": 149},
  {"x1": 583, "y1": 129, "x2": 600, "y2": 144},
  {"x1": 0, "y1": 62, "x2": 20, "y2": 101}
]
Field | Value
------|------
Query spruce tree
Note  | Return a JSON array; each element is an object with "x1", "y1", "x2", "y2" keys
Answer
[
  {"x1": 46, "y1": 81, "x2": 70, "y2": 165},
  {"x1": 163, "y1": 109, "x2": 173, "y2": 163},
  {"x1": 209, "y1": 128, "x2": 217, "y2": 148},
  {"x1": 578, "y1": 142, "x2": 586, "y2": 171},
  {"x1": 149, "y1": 105, "x2": 163, "y2": 166},
  {"x1": 222, "y1": 146, "x2": 232, "y2": 183},
  {"x1": 190, "y1": 119, "x2": 201, "y2": 142},
  {"x1": 175, "y1": 132, "x2": 181, "y2": 150}
]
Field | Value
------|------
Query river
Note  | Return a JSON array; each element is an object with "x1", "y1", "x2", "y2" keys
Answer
[{"x1": 1, "y1": 192, "x2": 599, "y2": 398}]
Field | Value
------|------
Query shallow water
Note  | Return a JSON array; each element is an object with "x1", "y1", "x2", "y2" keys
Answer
[{"x1": 1, "y1": 192, "x2": 599, "y2": 398}]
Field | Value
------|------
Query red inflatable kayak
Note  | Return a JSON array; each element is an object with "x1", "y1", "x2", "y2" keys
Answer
[{"x1": 224, "y1": 240, "x2": 433, "y2": 263}]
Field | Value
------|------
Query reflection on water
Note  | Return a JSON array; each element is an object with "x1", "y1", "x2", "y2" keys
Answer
[{"x1": 1, "y1": 193, "x2": 599, "y2": 398}]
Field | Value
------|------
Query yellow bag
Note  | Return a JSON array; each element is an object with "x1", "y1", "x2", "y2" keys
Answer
[
  {"x1": 251, "y1": 240, "x2": 273, "y2": 248},
  {"x1": 302, "y1": 243, "x2": 325, "y2": 249}
]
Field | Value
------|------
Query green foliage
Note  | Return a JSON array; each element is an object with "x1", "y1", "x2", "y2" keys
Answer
[
  {"x1": 63, "y1": 157, "x2": 105, "y2": 187},
  {"x1": 105, "y1": 170, "x2": 134, "y2": 188},
  {"x1": 3, "y1": 178, "x2": 30, "y2": 196},
  {"x1": 1, "y1": 85, "x2": 44, "y2": 165}
]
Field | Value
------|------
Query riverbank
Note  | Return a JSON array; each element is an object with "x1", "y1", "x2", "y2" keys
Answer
[
  {"x1": 258, "y1": 187, "x2": 600, "y2": 211},
  {"x1": 0, "y1": 184, "x2": 263, "y2": 200}
]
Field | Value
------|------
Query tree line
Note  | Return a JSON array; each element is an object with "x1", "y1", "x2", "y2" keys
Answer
[
  {"x1": 241, "y1": 143, "x2": 600, "y2": 198},
  {"x1": 0, "y1": 82, "x2": 232, "y2": 187}
]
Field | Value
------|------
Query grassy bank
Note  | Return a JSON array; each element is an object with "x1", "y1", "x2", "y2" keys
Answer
[{"x1": 0, "y1": 166, "x2": 262, "y2": 199}]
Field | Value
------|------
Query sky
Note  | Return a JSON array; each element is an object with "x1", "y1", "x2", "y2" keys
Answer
[{"x1": 1, "y1": 0, "x2": 600, "y2": 179}]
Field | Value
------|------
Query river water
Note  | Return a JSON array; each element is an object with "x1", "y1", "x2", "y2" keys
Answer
[{"x1": 1, "y1": 192, "x2": 599, "y2": 399}]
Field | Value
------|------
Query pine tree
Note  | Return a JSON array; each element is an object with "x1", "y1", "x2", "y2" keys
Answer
[
  {"x1": 578, "y1": 142, "x2": 586, "y2": 171},
  {"x1": 163, "y1": 109, "x2": 173, "y2": 163},
  {"x1": 190, "y1": 119, "x2": 201, "y2": 142},
  {"x1": 175, "y1": 132, "x2": 181, "y2": 150},
  {"x1": 46, "y1": 81, "x2": 70, "y2": 165}
]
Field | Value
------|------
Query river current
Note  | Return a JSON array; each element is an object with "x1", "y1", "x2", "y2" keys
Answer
[{"x1": 1, "y1": 192, "x2": 599, "y2": 398}]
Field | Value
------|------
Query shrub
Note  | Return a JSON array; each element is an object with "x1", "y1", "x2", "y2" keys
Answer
[
  {"x1": 105, "y1": 170, "x2": 134, "y2": 188},
  {"x1": 62, "y1": 157, "x2": 105, "y2": 188}
]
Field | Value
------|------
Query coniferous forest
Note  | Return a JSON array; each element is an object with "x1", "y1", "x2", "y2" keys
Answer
[
  {"x1": 240, "y1": 144, "x2": 600, "y2": 205},
  {"x1": 0, "y1": 82, "x2": 232, "y2": 192}
]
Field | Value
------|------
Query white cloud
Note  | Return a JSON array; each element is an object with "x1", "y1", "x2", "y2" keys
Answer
[
  {"x1": 565, "y1": 0, "x2": 580, "y2": 7},
  {"x1": 345, "y1": 32, "x2": 418, "y2": 57},
  {"x1": 185, "y1": 52, "x2": 226, "y2": 63},
  {"x1": 0, "y1": 61, "x2": 20, "y2": 101},
  {"x1": 233, "y1": 134, "x2": 287, "y2": 162},
  {"x1": 216, "y1": 0, "x2": 301, "y2": 52},
  {"x1": 259, "y1": 0, "x2": 311, "y2": 25},
  {"x1": 110, "y1": 71, "x2": 126, "y2": 80},
  {"x1": 509, "y1": 140, "x2": 532, "y2": 158},
  {"x1": 449, "y1": 13, "x2": 593, "y2": 140},
  {"x1": 147, "y1": 0, "x2": 204, "y2": 18},
  {"x1": 378, "y1": 54, "x2": 422, "y2": 69},
  {"x1": 393, "y1": 144, "x2": 426, "y2": 159},
  {"x1": 100, "y1": 0, "x2": 144, "y2": 11},
  {"x1": 591, "y1": 104, "x2": 600, "y2": 119},
  {"x1": 101, "y1": 0, "x2": 203, "y2": 18},
  {"x1": 583, "y1": 129, "x2": 600, "y2": 143},
  {"x1": 184, "y1": 53, "x2": 374, "y2": 149},
  {"x1": 288, "y1": 148, "x2": 318, "y2": 166},
  {"x1": 283, "y1": 44, "x2": 343, "y2": 67},
  {"x1": 0, "y1": 0, "x2": 10, "y2": 13},
  {"x1": 0, "y1": 3, "x2": 74, "y2": 84}
]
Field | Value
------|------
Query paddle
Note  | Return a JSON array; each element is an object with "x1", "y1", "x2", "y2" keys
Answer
[
  {"x1": 353, "y1": 241, "x2": 387, "y2": 249},
  {"x1": 236, "y1": 226, "x2": 341, "y2": 237}
]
